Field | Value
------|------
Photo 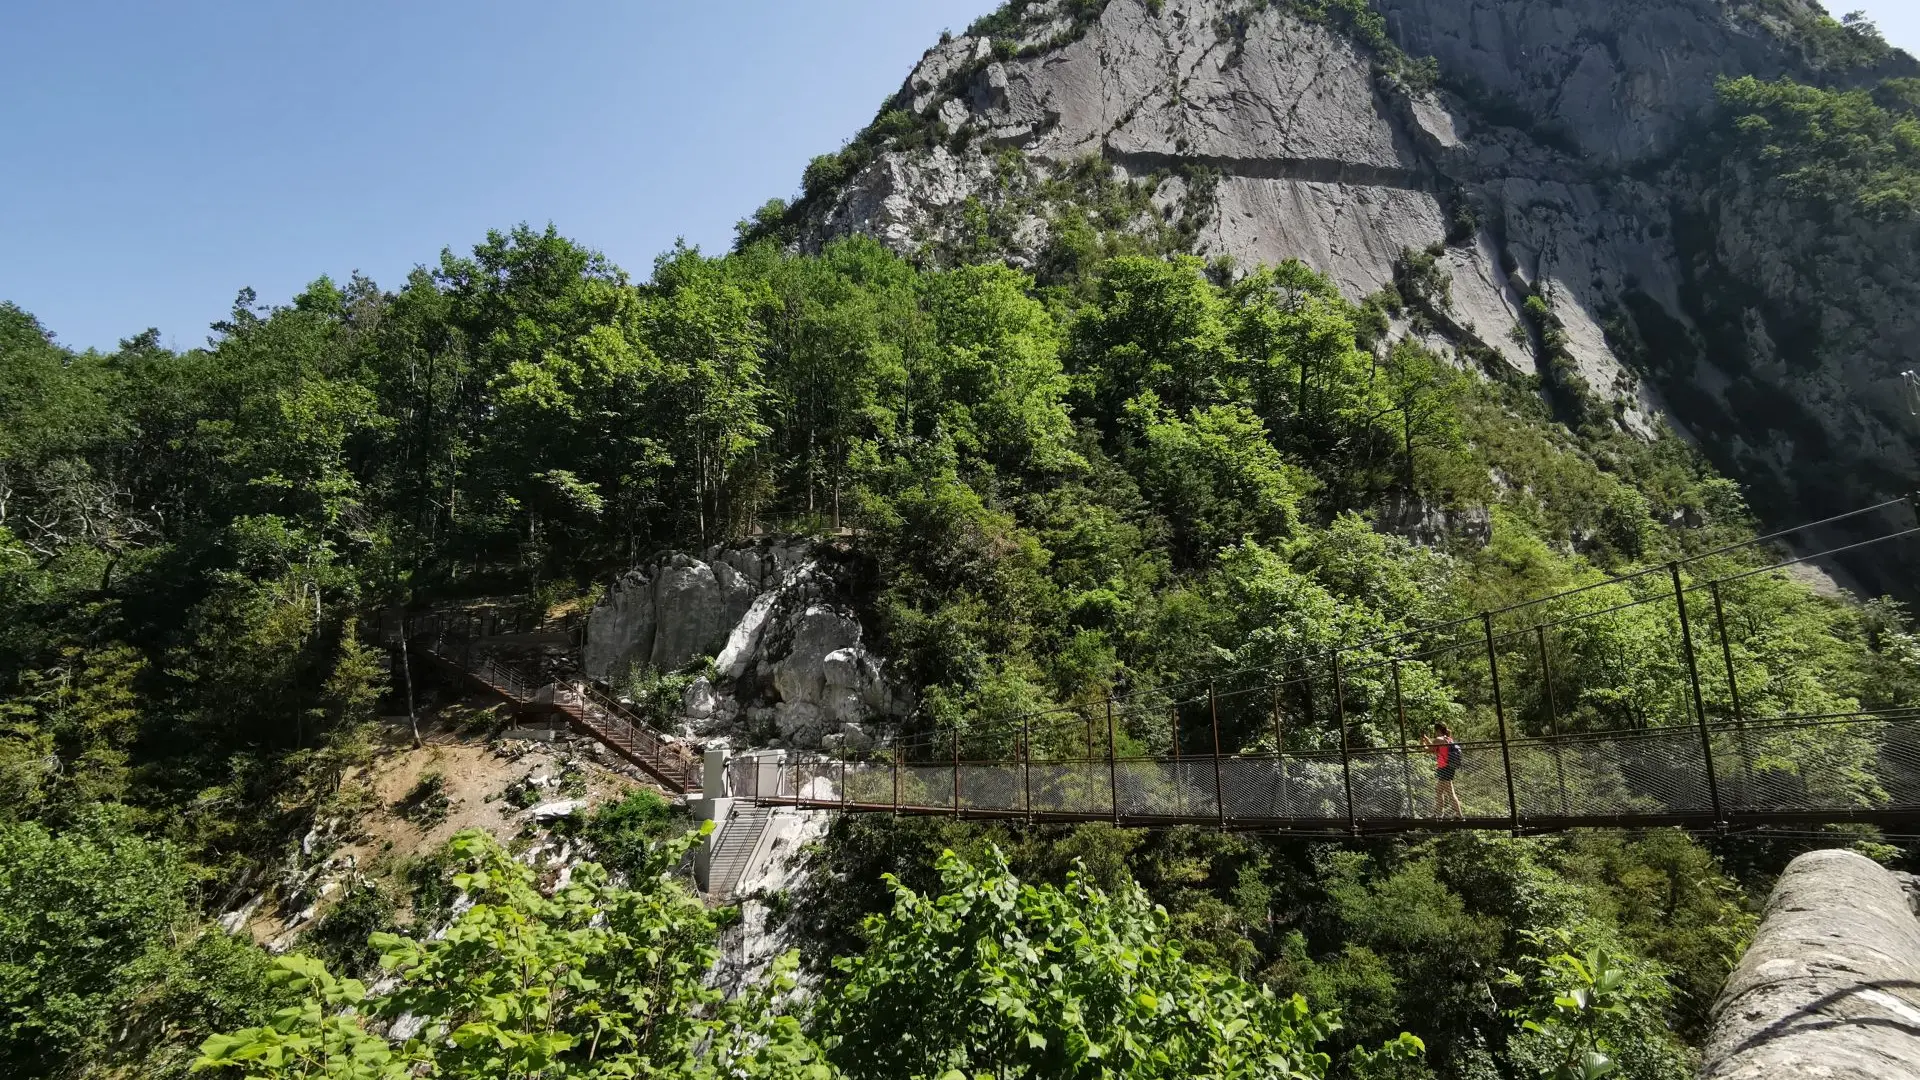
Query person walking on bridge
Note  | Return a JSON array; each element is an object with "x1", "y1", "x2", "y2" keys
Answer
[{"x1": 1419, "y1": 724, "x2": 1466, "y2": 820}]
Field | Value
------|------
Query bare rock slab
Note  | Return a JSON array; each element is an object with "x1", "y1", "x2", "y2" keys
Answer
[{"x1": 1700, "y1": 848, "x2": 1920, "y2": 1079}]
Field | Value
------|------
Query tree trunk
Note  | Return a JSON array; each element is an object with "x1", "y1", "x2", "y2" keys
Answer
[
  {"x1": 1403, "y1": 411, "x2": 1416, "y2": 490},
  {"x1": 402, "y1": 631, "x2": 423, "y2": 749}
]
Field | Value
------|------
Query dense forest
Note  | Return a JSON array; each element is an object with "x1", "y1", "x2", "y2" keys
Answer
[{"x1": 5, "y1": 3, "x2": 1920, "y2": 1079}]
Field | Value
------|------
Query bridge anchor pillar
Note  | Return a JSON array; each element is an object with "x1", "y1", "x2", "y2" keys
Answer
[{"x1": 693, "y1": 746, "x2": 733, "y2": 893}]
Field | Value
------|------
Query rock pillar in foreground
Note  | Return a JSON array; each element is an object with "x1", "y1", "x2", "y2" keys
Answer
[{"x1": 1699, "y1": 848, "x2": 1920, "y2": 1078}]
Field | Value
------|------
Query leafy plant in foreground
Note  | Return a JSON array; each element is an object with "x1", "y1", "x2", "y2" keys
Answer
[
  {"x1": 1502, "y1": 932, "x2": 1637, "y2": 1080},
  {"x1": 820, "y1": 845, "x2": 1417, "y2": 1079},
  {"x1": 197, "y1": 828, "x2": 831, "y2": 1079}
]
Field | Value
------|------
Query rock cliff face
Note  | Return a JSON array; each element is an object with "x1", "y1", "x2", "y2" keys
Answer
[
  {"x1": 794, "y1": 0, "x2": 1920, "y2": 591},
  {"x1": 584, "y1": 543, "x2": 909, "y2": 751}
]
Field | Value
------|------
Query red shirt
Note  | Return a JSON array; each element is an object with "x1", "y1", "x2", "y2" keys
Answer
[{"x1": 1431, "y1": 740, "x2": 1456, "y2": 768}]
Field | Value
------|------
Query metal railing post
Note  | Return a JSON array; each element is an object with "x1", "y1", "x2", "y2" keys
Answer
[
  {"x1": 1334, "y1": 652, "x2": 1357, "y2": 834},
  {"x1": 952, "y1": 727, "x2": 961, "y2": 819},
  {"x1": 1709, "y1": 580, "x2": 1745, "y2": 724},
  {"x1": 1274, "y1": 680, "x2": 1289, "y2": 819},
  {"x1": 892, "y1": 751, "x2": 901, "y2": 817},
  {"x1": 1085, "y1": 712, "x2": 1095, "y2": 819},
  {"x1": 1022, "y1": 712, "x2": 1033, "y2": 823},
  {"x1": 1393, "y1": 659, "x2": 1414, "y2": 820},
  {"x1": 1485, "y1": 613, "x2": 1520, "y2": 832},
  {"x1": 1671, "y1": 563, "x2": 1724, "y2": 823},
  {"x1": 1209, "y1": 680, "x2": 1226, "y2": 828},
  {"x1": 1171, "y1": 704, "x2": 1183, "y2": 818},
  {"x1": 1710, "y1": 578, "x2": 1753, "y2": 807},
  {"x1": 1537, "y1": 625, "x2": 1570, "y2": 816},
  {"x1": 1107, "y1": 698, "x2": 1120, "y2": 824}
]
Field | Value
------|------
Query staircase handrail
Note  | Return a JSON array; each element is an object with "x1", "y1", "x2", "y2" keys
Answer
[
  {"x1": 478, "y1": 655, "x2": 537, "y2": 702},
  {"x1": 573, "y1": 682, "x2": 699, "y2": 785},
  {"x1": 384, "y1": 606, "x2": 700, "y2": 792}
]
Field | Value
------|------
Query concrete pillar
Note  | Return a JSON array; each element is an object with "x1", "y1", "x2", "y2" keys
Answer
[
  {"x1": 693, "y1": 746, "x2": 732, "y2": 893},
  {"x1": 1699, "y1": 848, "x2": 1920, "y2": 1079}
]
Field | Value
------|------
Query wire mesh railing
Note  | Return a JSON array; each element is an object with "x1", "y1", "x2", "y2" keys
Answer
[{"x1": 733, "y1": 713, "x2": 1920, "y2": 830}]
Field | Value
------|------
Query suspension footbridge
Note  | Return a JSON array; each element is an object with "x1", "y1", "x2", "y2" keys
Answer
[
  {"x1": 728, "y1": 497, "x2": 1920, "y2": 835},
  {"x1": 401, "y1": 497, "x2": 1920, "y2": 837}
]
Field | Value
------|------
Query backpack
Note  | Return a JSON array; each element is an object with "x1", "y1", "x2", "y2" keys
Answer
[{"x1": 1442, "y1": 740, "x2": 1462, "y2": 770}]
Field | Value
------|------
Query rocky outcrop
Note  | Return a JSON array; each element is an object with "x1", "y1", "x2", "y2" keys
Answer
[
  {"x1": 1371, "y1": 0, "x2": 1798, "y2": 166},
  {"x1": 1376, "y1": 491, "x2": 1492, "y2": 547},
  {"x1": 1673, "y1": 164, "x2": 1920, "y2": 559},
  {"x1": 585, "y1": 543, "x2": 909, "y2": 751},
  {"x1": 1699, "y1": 848, "x2": 1920, "y2": 1079},
  {"x1": 584, "y1": 542, "x2": 809, "y2": 679},
  {"x1": 796, "y1": 0, "x2": 1920, "y2": 592}
]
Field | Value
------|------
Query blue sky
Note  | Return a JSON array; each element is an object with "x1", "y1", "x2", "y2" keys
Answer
[
  {"x1": 1, "y1": 1, "x2": 991, "y2": 351},
  {"x1": 3, "y1": 1, "x2": 1915, "y2": 353}
]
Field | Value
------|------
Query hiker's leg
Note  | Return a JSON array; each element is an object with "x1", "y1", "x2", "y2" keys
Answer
[{"x1": 1447, "y1": 781, "x2": 1465, "y2": 819}]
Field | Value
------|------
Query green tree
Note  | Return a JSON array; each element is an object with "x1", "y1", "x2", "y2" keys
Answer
[
  {"x1": 1378, "y1": 341, "x2": 1465, "y2": 492},
  {"x1": 819, "y1": 846, "x2": 1370, "y2": 1079},
  {"x1": 1125, "y1": 395, "x2": 1308, "y2": 566},
  {"x1": 0, "y1": 817, "x2": 187, "y2": 1076},
  {"x1": 1226, "y1": 262, "x2": 1394, "y2": 493},
  {"x1": 1071, "y1": 256, "x2": 1236, "y2": 427},
  {"x1": 646, "y1": 246, "x2": 774, "y2": 540}
]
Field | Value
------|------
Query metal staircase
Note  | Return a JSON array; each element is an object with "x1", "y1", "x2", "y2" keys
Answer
[
  {"x1": 550, "y1": 683, "x2": 702, "y2": 793},
  {"x1": 706, "y1": 804, "x2": 774, "y2": 901},
  {"x1": 389, "y1": 610, "x2": 701, "y2": 794}
]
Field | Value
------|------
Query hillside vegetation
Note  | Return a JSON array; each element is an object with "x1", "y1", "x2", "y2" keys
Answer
[
  {"x1": 5, "y1": 220, "x2": 1914, "y2": 1079},
  {"x1": 5, "y1": 2, "x2": 1920, "y2": 1079}
]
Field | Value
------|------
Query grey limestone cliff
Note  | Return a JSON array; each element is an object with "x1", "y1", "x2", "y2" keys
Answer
[
  {"x1": 790, "y1": 0, "x2": 1920, "y2": 591},
  {"x1": 584, "y1": 542, "x2": 909, "y2": 751}
]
